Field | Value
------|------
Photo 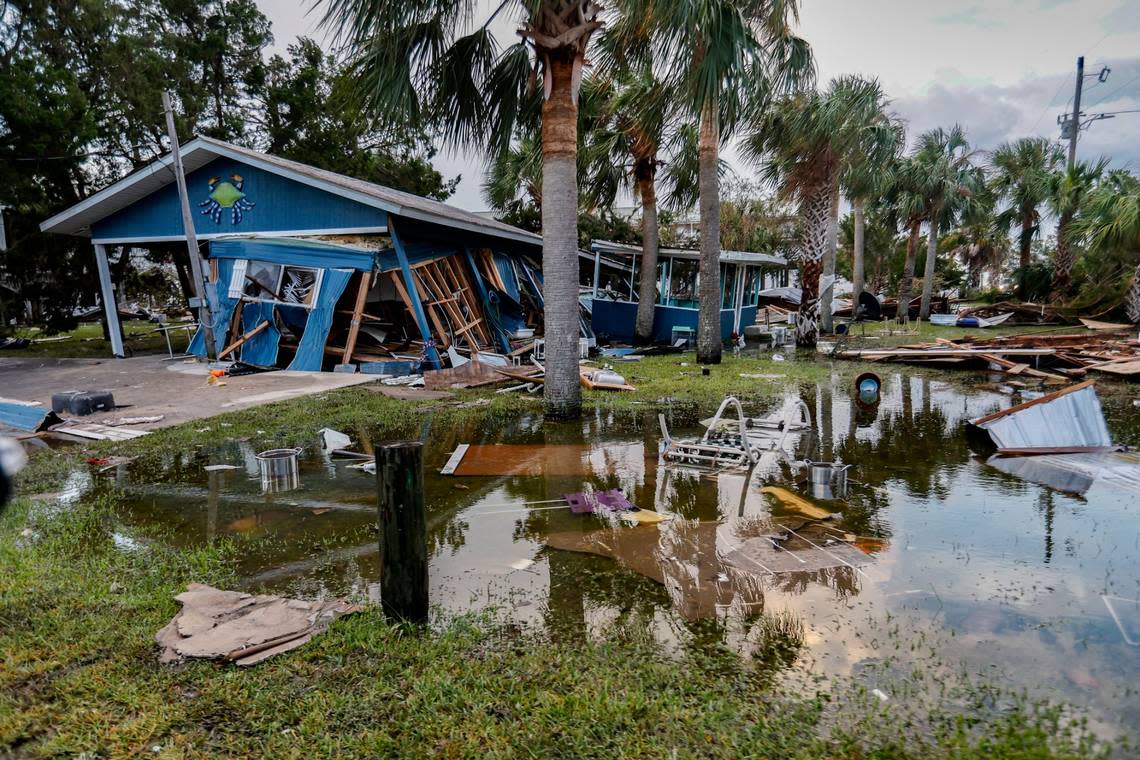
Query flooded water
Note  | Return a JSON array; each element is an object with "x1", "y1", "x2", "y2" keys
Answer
[{"x1": 97, "y1": 372, "x2": 1140, "y2": 736}]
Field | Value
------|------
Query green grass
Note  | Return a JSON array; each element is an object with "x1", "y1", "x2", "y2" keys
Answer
[
  {"x1": 2, "y1": 320, "x2": 185, "y2": 358},
  {"x1": 0, "y1": 494, "x2": 1115, "y2": 758},
  {"x1": 834, "y1": 319, "x2": 1073, "y2": 349},
  {"x1": 1, "y1": 356, "x2": 1127, "y2": 758}
]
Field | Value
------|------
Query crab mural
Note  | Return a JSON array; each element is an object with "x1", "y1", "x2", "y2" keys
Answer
[{"x1": 199, "y1": 173, "x2": 256, "y2": 225}]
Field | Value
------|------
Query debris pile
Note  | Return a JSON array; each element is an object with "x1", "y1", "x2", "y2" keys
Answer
[
  {"x1": 837, "y1": 327, "x2": 1140, "y2": 380},
  {"x1": 155, "y1": 583, "x2": 359, "y2": 666}
]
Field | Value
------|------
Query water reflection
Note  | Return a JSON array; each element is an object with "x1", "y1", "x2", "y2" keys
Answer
[{"x1": 98, "y1": 373, "x2": 1140, "y2": 734}]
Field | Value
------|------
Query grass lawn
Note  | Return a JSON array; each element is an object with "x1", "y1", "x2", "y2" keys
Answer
[
  {"x1": 1, "y1": 320, "x2": 190, "y2": 358},
  {"x1": 0, "y1": 352, "x2": 1124, "y2": 758}
]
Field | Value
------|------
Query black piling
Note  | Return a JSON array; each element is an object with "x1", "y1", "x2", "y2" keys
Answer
[{"x1": 375, "y1": 441, "x2": 428, "y2": 625}]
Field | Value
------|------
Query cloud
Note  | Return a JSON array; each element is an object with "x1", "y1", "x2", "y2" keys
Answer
[
  {"x1": 890, "y1": 57, "x2": 1140, "y2": 170},
  {"x1": 933, "y1": 5, "x2": 1003, "y2": 28}
]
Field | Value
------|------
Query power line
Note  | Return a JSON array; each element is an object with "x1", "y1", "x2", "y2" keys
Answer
[
  {"x1": 1086, "y1": 71, "x2": 1140, "y2": 108},
  {"x1": 1030, "y1": 74, "x2": 1072, "y2": 132}
]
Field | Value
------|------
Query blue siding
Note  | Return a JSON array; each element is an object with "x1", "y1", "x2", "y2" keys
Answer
[
  {"x1": 91, "y1": 158, "x2": 387, "y2": 240},
  {"x1": 590, "y1": 299, "x2": 756, "y2": 343}
]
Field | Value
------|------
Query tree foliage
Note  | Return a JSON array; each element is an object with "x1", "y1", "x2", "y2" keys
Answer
[{"x1": 0, "y1": 1, "x2": 455, "y2": 332}]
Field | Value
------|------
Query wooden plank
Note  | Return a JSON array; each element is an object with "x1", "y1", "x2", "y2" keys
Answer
[
  {"x1": 341, "y1": 272, "x2": 373, "y2": 363},
  {"x1": 218, "y1": 320, "x2": 270, "y2": 359},
  {"x1": 1080, "y1": 317, "x2": 1133, "y2": 331},
  {"x1": 439, "y1": 444, "x2": 470, "y2": 475},
  {"x1": 840, "y1": 348, "x2": 1056, "y2": 358},
  {"x1": 1090, "y1": 359, "x2": 1140, "y2": 377}
]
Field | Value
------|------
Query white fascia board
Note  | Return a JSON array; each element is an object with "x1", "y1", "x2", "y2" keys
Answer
[{"x1": 92, "y1": 226, "x2": 390, "y2": 246}]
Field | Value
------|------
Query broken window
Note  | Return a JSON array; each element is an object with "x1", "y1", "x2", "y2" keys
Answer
[{"x1": 228, "y1": 260, "x2": 323, "y2": 309}]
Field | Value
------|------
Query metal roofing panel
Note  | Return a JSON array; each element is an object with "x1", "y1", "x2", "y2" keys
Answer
[{"x1": 974, "y1": 384, "x2": 1112, "y2": 450}]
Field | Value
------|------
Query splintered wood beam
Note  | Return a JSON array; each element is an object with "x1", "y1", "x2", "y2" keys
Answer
[
  {"x1": 219, "y1": 319, "x2": 270, "y2": 359},
  {"x1": 341, "y1": 272, "x2": 373, "y2": 363}
]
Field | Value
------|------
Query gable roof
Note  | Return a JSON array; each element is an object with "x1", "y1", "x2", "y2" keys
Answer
[{"x1": 40, "y1": 135, "x2": 542, "y2": 247}]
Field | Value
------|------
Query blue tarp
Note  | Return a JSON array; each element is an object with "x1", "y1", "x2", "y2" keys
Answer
[
  {"x1": 286, "y1": 268, "x2": 352, "y2": 371},
  {"x1": 209, "y1": 237, "x2": 377, "y2": 271},
  {"x1": 493, "y1": 252, "x2": 521, "y2": 303},
  {"x1": 239, "y1": 300, "x2": 280, "y2": 366},
  {"x1": 188, "y1": 258, "x2": 239, "y2": 357}
]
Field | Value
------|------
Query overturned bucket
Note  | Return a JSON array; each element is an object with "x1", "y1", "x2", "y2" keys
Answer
[
  {"x1": 805, "y1": 460, "x2": 850, "y2": 500},
  {"x1": 256, "y1": 447, "x2": 302, "y2": 493}
]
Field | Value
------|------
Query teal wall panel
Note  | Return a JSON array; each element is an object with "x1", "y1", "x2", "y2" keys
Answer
[{"x1": 92, "y1": 158, "x2": 387, "y2": 240}]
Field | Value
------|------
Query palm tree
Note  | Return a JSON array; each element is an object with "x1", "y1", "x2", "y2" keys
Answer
[
  {"x1": 581, "y1": 67, "x2": 677, "y2": 344},
  {"x1": 483, "y1": 133, "x2": 544, "y2": 216},
  {"x1": 881, "y1": 155, "x2": 929, "y2": 318},
  {"x1": 1069, "y1": 171, "x2": 1140, "y2": 321},
  {"x1": 842, "y1": 111, "x2": 904, "y2": 303},
  {"x1": 1049, "y1": 158, "x2": 1107, "y2": 299},
  {"x1": 910, "y1": 126, "x2": 983, "y2": 318},
  {"x1": 990, "y1": 137, "x2": 1064, "y2": 272},
  {"x1": 948, "y1": 219, "x2": 1012, "y2": 293},
  {"x1": 617, "y1": 0, "x2": 812, "y2": 362},
  {"x1": 321, "y1": 0, "x2": 602, "y2": 418},
  {"x1": 746, "y1": 76, "x2": 896, "y2": 348}
]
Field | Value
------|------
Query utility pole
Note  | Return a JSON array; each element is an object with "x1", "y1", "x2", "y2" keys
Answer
[
  {"x1": 1067, "y1": 56, "x2": 1084, "y2": 169},
  {"x1": 162, "y1": 91, "x2": 216, "y2": 360}
]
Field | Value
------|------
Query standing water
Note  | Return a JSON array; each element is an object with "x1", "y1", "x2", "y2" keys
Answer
[{"x1": 102, "y1": 372, "x2": 1140, "y2": 737}]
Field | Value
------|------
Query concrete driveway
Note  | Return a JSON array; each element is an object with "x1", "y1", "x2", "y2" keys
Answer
[{"x1": 0, "y1": 356, "x2": 377, "y2": 431}]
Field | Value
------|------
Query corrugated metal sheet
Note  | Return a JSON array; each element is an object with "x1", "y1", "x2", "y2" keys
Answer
[
  {"x1": 986, "y1": 451, "x2": 1140, "y2": 496},
  {"x1": 973, "y1": 384, "x2": 1112, "y2": 449},
  {"x1": 0, "y1": 399, "x2": 53, "y2": 431}
]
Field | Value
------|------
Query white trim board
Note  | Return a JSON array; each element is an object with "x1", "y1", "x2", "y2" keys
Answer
[{"x1": 92, "y1": 226, "x2": 390, "y2": 246}]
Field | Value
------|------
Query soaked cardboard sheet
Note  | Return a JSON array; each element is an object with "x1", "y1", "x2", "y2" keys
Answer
[{"x1": 155, "y1": 583, "x2": 359, "y2": 666}]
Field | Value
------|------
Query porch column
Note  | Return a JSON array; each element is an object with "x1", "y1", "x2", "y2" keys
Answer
[
  {"x1": 733, "y1": 265, "x2": 746, "y2": 333},
  {"x1": 592, "y1": 249, "x2": 601, "y2": 297},
  {"x1": 94, "y1": 243, "x2": 125, "y2": 358}
]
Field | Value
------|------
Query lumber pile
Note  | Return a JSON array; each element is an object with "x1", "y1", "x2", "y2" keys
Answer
[{"x1": 836, "y1": 328, "x2": 1140, "y2": 380}]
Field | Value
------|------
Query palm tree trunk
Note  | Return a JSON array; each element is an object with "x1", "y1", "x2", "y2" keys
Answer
[
  {"x1": 820, "y1": 179, "x2": 840, "y2": 333},
  {"x1": 1019, "y1": 211, "x2": 1033, "y2": 270},
  {"x1": 634, "y1": 171, "x2": 660, "y2": 345},
  {"x1": 896, "y1": 219, "x2": 921, "y2": 319},
  {"x1": 540, "y1": 54, "x2": 582, "y2": 419},
  {"x1": 919, "y1": 207, "x2": 940, "y2": 319},
  {"x1": 696, "y1": 103, "x2": 722, "y2": 364},
  {"x1": 795, "y1": 181, "x2": 831, "y2": 348},
  {"x1": 1050, "y1": 210, "x2": 1075, "y2": 300},
  {"x1": 851, "y1": 197, "x2": 866, "y2": 299}
]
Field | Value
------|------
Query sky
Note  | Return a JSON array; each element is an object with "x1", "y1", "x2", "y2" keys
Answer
[{"x1": 258, "y1": 0, "x2": 1140, "y2": 210}]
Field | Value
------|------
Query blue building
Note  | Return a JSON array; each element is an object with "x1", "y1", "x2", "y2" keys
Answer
[
  {"x1": 40, "y1": 136, "x2": 546, "y2": 371},
  {"x1": 584, "y1": 239, "x2": 793, "y2": 343}
]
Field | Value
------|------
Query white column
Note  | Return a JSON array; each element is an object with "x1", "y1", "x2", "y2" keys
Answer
[
  {"x1": 94, "y1": 243, "x2": 125, "y2": 358},
  {"x1": 592, "y1": 249, "x2": 601, "y2": 297}
]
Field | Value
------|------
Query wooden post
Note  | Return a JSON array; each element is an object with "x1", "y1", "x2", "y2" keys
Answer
[
  {"x1": 162, "y1": 91, "x2": 215, "y2": 359},
  {"x1": 376, "y1": 441, "x2": 428, "y2": 624}
]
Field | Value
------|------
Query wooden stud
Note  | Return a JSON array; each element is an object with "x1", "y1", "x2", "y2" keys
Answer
[{"x1": 342, "y1": 271, "x2": 373, "y2": 363}]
